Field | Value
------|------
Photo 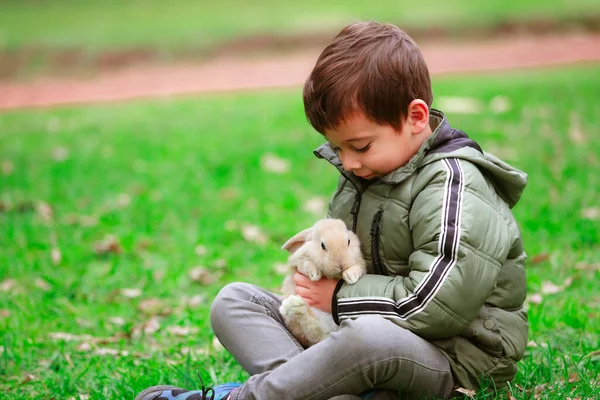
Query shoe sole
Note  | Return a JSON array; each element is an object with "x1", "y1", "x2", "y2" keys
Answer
[{"x1": 134, "y1": 385, "x2": 182, "y2": 400}]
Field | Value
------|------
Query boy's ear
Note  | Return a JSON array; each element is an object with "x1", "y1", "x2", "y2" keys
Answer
[
  {"x1": 407, "y1": 99, "x2": 430, "y2": 134},
  {"x1": 282, "y1": 227, "x2": 313, "y2": 253}
]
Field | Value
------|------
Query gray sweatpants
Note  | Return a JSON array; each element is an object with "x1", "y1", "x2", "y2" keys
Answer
[{"x1": 210, "y1": 282, "x2": 455, "y2": 400}]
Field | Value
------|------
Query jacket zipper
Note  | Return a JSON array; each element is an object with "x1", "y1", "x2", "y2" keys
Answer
[{"x1": 370, "y1": 209, "x2": 386, "y2": 275}]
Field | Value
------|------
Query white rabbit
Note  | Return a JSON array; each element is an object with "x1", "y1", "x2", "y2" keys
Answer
[{"x1": 279, "y1": 218, "x2": 367, "y2": 347}]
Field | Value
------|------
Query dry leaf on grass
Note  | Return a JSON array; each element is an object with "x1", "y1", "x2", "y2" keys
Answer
[
  {"x1": 303, "y1": 197, "x2": 327, "y2": 216},
  {"x1": 212, "y1": 336, "x2": 225, "y2": 352},
  {"x1": 530, "y1": 253, "x2": 550, "y2": 265},
  {"x1": 575, "y1": 262, "x2": 600, "y2": 271},
  {"x1": 0, "y1": 279, "x2": 17, "y2": 292},
  {"x1": 454, "y1": 387, "x2": 476, "y2": 397},
  {"x1": 167, "y1": 326, "x2": 199, "y2": 336},
  {"x1": 2, "y1": 161, "x2": 14, "y2": 176},
  {"x1": 94, "y1": 235, "x2": 122, "y2": 255},
  {"x1": 20, "y1": 373, "x2": 35, "y2": 385},
  {"x1": 195, "y1": 244, "x2": 207, "y2": 256},
  {"x1": 527, "y1": 293, "x2": 543, "y2": 305},
  {"x1": 436, "y1": 97, "x2": 483, "y2": 114},
  {"x1": 0, "y1": 309, "x2": 10, "y2": 318},
  {"x1": 35, "y1": 278, "x2": 51, "y2": 291},
  {"x1": 181, "y1": 347, "x2": 209, "y2": 357},
  {"x1": 273, "y1": 262, "x2": 289, "y2": 275},
  {"x1": 490, "y1": 96, "x2": 511, "y2": 114},
  {"x1": 581, "y1": 207, "x2": 600, "y2": 220},
  {"x1": 260, "y1": 153, "x2": 290, "y2": 174},
  {"x1": 138, "y1": 298, "x2": 169, "y2": 315},
  {"x1": 241, "y1": 224, "x2": 269, "y2": 245},
  {"x1": 52, "y1": 147, "x2": 69, "y2": 162},
  {"x1": 36, "y1": 201, "x2": 54, "y2": 223},
  {"x1": 108, "y1": 317, "x2": 125, "y2": 326},
  {"x1": 51, "y1": 248, "x2": 62, "y2": 265},
  {"x1": 131, "y1": 317, "x2": 160, "y2": 338},
  {"x1": 120, "y1": 288, "x2": 142, "y2": 298},
  {"x1": 189, "y1": 267, "x2": 222, "y2": 285}
]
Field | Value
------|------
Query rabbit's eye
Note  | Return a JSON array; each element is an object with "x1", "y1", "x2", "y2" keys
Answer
[
  {"x1": 347, "y1": 239, "x2": 351, "y2": 246},
  {"x1": 321, "y1": 242, "x2": 327, "y2": 251}
]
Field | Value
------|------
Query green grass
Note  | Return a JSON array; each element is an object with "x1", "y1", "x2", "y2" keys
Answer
[
  {"x1": 0, "y1": 0, "x2": 599, "y2": 52},
  {"x1": 1, "y1": 65, "x2": 600, "y2": 398}
]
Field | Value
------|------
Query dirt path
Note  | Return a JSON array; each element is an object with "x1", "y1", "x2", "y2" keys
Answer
[{"x1": 1, "y1": 32, "x2": 599, "y2": 111}]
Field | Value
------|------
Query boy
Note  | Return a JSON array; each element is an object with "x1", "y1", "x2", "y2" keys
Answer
[{"x1": 136, "y1": 21, "x2": 528, "y2": 400}]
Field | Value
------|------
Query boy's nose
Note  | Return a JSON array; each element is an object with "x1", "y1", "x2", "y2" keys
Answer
[{"x1": 340, "y1": 152, "x2": 361, "y2": 171}]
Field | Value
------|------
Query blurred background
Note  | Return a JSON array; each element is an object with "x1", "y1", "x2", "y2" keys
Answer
[{"x1": 1, "y1": 0, "x2": 599, "y2": 81}]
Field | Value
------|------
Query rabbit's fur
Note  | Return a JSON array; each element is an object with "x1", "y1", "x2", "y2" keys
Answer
[{"x1": 279, "y1": 218, "x2": 367, "y2": 347}]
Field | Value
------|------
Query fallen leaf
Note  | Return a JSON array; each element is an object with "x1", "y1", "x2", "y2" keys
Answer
[
  {"x1": 530, "y1": 253, "x2": 550, "y2": 265},
  {"x1": 2, "y1": 161, "x2": 13, "y2": 176},
  {"x1": 581, "y1": 207, "x2": 600, "y2": 220},
  {"x1": 20, "y1": 373, "x2": 35, "y2": 385},
  {"x1": 108, "y1": 317, "x2": 125, "y2": 326},
  {"x1": 527, "y1": 340, "x2": 538, "y2": 348},
  {"x1": 241, "y1": 224, "x2": 269, "y2": 245},
  {"x1": 212, "y1": 336, "x2": 225, "y2": 352},
  {"x1": 436, "y1": 97, "x2": 484, "y2": 114},
  {"x1": 94, "y1": 347, "x2": 120, "y2": 356},
  {"x1": 120, "y1": 288, "x2": 142, "y2": 298},
  {"x1": 541, "y1": 281, "x2": 562, "y2": 295},
  {"x1": 454, "y1": 387, "x2": 476, "y2": 397},
  {"x1": 490, "y1": 96, "x2": 511, "y2": 114},
  {"x1": 213, "y1": 259, "x2": 227, "y2": 269},
  {"x1": 528, "y1": 293, "x2": 543, "y2": 305},
  {"x1": 189, "y1": 266, "x2": 221, "y2": 285},
  {"x1": 35, "y1": 278, "x2": 51, "y2": 291},
  {"x1": 0, "y1": 279, "x2": 16, "y2": 292},
  {"x1": 138, "y1": 298, "x2": 169, "y2": 315},
  {"x1": 181, "y1": 347, "x2": 209, "y2": 357},
  {"x1": 36, "y1": 201, "x2": 54, "y2": 223},
  {"x1": 94, "y1": 235, "x2": 122, "y2": 255},
  {"x1": 195, "y1": 244, "x2": 207, "y2": 256},
  {"x1": 152, "y1": 270, "x2": 165, "y2": 281},
  {"x1": 117, "y1": 193, "x2": 131, "y2": 208},
  {"x1": 303, "y1": 197, "x2": 327, "y2": 216},
  {"x1": 167, "y1": 326, "x2": 199, "y2": 336},
  {"x1": 52, "y1": 146, "x2": 69, "y2": 162},
  {"x1": 575, "y1": 262, "x2": 600, "y2": 271},
  {"x1": 568, "y1": 112, "x2": 586, "y2": 144},
  {"x1": 64, "y1": 353, "x2": 74, "y2": 368},
  {"x1": 184, "y1": 295, "x2": 205, "y2": 308},
  {"x1": 78, "y1": 342, "x2": 92, "y2": 351},
  {"x1": 51, "y1": 248, "x2": 62, "y2": 265},
  {"x1": 49, "y1": 332, "x2": 94, "y2": 342},
  {"x1": 260, "y1": 153, "x2": 290, "y2": 174},
  {"x1": 273, "y1": 262, "x2": 289, "y2": 275},
  {"x1": 0, "y1": 309, "x2": 10, "y2": 318},
  {"x1": 568, "y1": 372, "x2": 580, "y2": 383}
]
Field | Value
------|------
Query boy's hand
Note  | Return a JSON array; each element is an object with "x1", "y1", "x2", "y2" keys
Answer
[{"x1": 293, "y1": 272, "x2": 338, "y2": 313}]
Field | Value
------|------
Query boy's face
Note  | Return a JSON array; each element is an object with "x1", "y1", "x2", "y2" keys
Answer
[{"x1": 324, "y1": 112, "x2": 419, "y2": 180}]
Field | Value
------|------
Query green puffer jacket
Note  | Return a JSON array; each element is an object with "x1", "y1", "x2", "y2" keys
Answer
[{"x1": 315, "y1": 110, "x2": 528, "y2": 390}]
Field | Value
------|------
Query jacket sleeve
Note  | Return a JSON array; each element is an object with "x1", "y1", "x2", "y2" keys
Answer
[{"x1": 333, "y1": 158, "x2": 510, "y2": 339}]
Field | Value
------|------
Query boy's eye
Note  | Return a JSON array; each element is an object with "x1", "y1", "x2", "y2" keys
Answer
[{"x1": 354, "y1": 143, "x2": 371, "y2": 153}]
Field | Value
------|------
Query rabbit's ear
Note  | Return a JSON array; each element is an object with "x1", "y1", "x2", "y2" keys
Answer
[{"x1": 281, "y1": 227, "x2": 313, "y2": 253}]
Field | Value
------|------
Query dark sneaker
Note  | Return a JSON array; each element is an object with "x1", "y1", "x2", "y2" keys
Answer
[{"x1": 135, "y1": 381, "x2": 241, "y2": 400}]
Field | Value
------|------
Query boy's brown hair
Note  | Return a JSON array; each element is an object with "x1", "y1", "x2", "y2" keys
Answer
[{"x1": 303, "y1": 21, "x2": 432, "y2": 134}]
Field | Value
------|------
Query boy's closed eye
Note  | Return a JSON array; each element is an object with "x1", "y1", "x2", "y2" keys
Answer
[{"x1": 330, "y1": 143, "x2": 371, "y2": 154}]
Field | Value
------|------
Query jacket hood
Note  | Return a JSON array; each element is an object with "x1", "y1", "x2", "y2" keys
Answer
[{"x1": 315, "y1": 109, "x2": 527, "y2": 208}]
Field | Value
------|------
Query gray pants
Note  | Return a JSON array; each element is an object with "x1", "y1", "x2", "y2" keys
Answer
[{"x1": 210, "y1": 283, "x2": 455, "y2": 400}]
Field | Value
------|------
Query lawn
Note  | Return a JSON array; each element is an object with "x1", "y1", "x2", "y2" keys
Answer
[
  {"x1": 1, "y1": 0, "x2": 599, "y2": 52},
  {"x1": 1, "y1": 65, "x2": 599, "y2": 399}
]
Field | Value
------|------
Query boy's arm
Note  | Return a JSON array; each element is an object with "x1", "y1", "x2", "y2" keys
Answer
[{"x1": 333, "y1": 159, "x2": 511, "y2": 339}]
